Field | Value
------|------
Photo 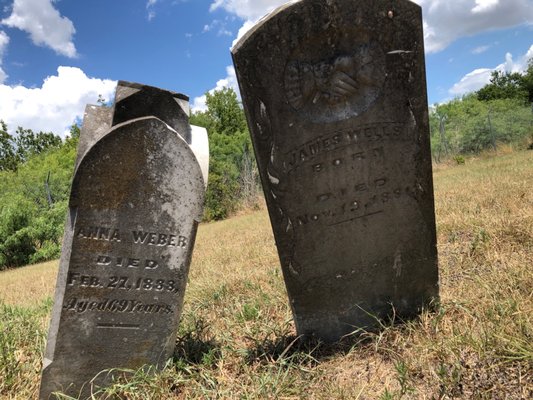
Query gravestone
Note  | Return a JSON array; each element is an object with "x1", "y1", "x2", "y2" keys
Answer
[
  {"x1": 232, "y1": 0, "x2": 439, "y2": 341},
  {"x1": 39, "y1": 82, "x2": 208, "y2": 399}
]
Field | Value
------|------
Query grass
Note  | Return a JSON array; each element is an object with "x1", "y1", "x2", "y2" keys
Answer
[
  {"x1": 0, "y1": 260, "x2": 58, "y2": 307},
  {"x1": 1, "y1": 150, "x2": 532, "y2": 399}
]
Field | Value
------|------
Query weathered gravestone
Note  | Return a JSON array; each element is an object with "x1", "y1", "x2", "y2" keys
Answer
[
  {"x1": 39, "y1": 81, "x2": 208, "y2": 399},
  {"x1": 232, "y1": 0, "x2": 439, "y2": 341}
]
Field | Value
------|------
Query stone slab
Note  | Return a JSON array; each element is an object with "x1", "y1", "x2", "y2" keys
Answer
[
  {"x1": 232, "y1": 0, "x2": 439, "y2": 341},
  {"x1": 40, "y1": 86, "x2": 206, "y2": 398}
]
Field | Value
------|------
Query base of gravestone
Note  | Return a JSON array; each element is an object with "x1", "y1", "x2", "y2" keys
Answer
[{"x1": 294, "y1": 298, "x2": 439, "y2": 342}]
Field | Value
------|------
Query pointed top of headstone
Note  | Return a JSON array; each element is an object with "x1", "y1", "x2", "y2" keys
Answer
[{"x1": 232, "y1": 0, "x2": 302, "y2": 52}]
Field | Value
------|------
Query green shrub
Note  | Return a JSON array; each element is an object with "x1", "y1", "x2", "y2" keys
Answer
[
  {"x1": 0, "y1": 123, "x2": 77, "y2": 269},
  {"x1": 453, "y1": 155, "x2": 465, "y2": 165},
  {"x1": 0, "y1": 199, "x2": 36, "y2": 269}
]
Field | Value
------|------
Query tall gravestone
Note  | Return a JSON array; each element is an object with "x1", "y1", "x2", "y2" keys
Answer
[
  {"x1": 39, "y1": 82, "x2": 208, "y2": 399},
  {"x1": 232, "y1": 0, "x2": 438, "y2": 341}
]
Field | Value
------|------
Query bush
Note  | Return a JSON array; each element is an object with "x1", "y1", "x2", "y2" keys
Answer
[
  {"x1": 203, "y1": 170, "x2": 239, "y2": 221},
  {"x1": 430, "y1": 96, "x2": 533, "y2": 160},
  {"x1": 0, "y1": 124, "x2": 77, "y2": 269},
  {"x1": 191, "y1": 89, "x2": 260, "y2": 221},
  {"x1": 0, "y1": 198, "x2": 36, "y2": 269}
]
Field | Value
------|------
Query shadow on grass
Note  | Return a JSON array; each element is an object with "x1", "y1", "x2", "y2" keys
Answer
[
  {"x1": 172, "y1": 317, "x2": 222, "y2": 367},
  {"x1": 244, "y1": 309, "x2": 433, "y2": 366},
  {"x1": 244, "y1": 330, "x2": 376, "y2": 367}
]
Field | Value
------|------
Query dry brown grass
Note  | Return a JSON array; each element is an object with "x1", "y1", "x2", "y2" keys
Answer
[
  {"x1": 0, "y1": 260, "x2": 58, "y2": 307},
  {"x1": 1, "y1": 150, "x2": 532, "y2": 399}
]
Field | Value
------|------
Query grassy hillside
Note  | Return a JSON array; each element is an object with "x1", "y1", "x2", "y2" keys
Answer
[{"x1": 1, "y1": 151, "x2": 532, "y2": 399}]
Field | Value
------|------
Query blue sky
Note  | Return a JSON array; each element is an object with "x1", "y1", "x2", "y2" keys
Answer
[{"x1": 0, "y1": 0, "x2": 532, "y2": 137}]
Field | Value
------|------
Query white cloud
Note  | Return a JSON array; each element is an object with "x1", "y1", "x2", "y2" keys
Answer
[
  {"x1": 0, "y1": 30, "x2": 8, "y2": 83},
  {"x1": 0, "y1": 66, "x2": 116, "y2": 137},
  {"x1": 449, "y1": 44, "x2": 533, "y2": 96},
  {"x1": 210, "y1": 0, "x2": 298, "y2": 46},
  {"x1": 449, "y1": 68, "x2": 494, "y2": 96},
  {"x1": 146, "y1": 0, "x2": 158, "y2": 20},
  {"x1": 1, "y1": 0, "x2": 77, "y2": 58},
  {"x1": 209, "y1": 0, "x2": 290, "y2": 21},
  {"x1": 525, "y1": 44, "x2": 533, "y2": 64},
  {"x1": 412, "y1": 0, "x2": 533, "y2": 53},
  {"x1": 472, "y1": 45, "x2": 491, "y2": 54},
  {"x1": 192, "y1": 65, "x2": 238, "y2": 112},
  {"x1": 219, "y1": 28, "x2": 232, "y2": 36},
  {"x1": 202, "y1": 19, "x2": 233, "y2": 36},
  {"x1": 192, "y1": 95, "x2": 208, "y2": 112},
  {"x1": 472, "y1": 0, "x2": 500, "y2": 14}
]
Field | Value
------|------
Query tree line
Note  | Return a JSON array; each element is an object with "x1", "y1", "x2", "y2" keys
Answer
[{"x1": 430, "y1": 61, "x2": 533, "y2": 162}]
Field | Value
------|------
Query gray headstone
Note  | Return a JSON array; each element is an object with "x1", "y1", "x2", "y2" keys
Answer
[
  {"x1": 40, "y1": 83, "x2": 206, "y2": 399},
  {"x1": 232, "y1": 0, "x2": 439, "y2": 342}
]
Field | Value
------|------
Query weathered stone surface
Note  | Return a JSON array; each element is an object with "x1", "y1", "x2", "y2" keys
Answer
[
  {"x1": 232, "y1": 0, "x2": 438, "y2": 341},
  {"x1": 113, "y1": 80, "x2": 192, "y2": 143},
  {"x1": 110, "y1": 81, "x2": 209, "y2": 187},
  {"x1": 40, "y1": 85, "x2": 206, "y2": 399}
]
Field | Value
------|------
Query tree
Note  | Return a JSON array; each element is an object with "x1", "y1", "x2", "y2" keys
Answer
[
  {"x1": 191, "y1": 87, "x2": 259, "y2": 220},
  {"x1": 477, "y1": 70, "x2": 528, "y2": 103},
  {"x1": 239, "y1": 141, "x2": 260, "y2": 206},
  {"x1": 522, "y1": 60, "x2": 533, "y2": 103},
  {"x1": 429, "y1": 105, "x2": 451, "y2": 162},
  {"x1": 14, "y1": 127, "x2": 62, "y2": 163},
  {"x1": 0, "y1": 121, "x2": 19, "y2": 171},
  {"x1": 64, "y1": 123, "x2": 81, "y2": 150},
  {"x1": 0, "y1": 123, "x2": 76, "y2": 269},
  {"x1": 0, "y1": 196, "x2": 35, "y2": 268},
  {"x1": 204, "y1": 87, "x2": 247, "y2": 136},
  {"x1": 69, "y1": 123, "x2": 81, "y2": 140}
]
